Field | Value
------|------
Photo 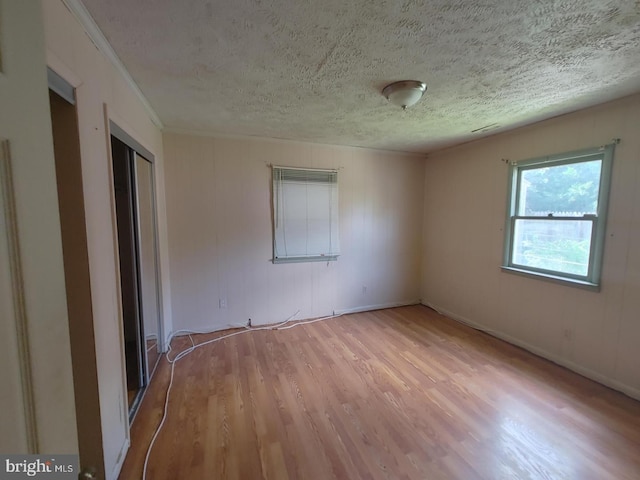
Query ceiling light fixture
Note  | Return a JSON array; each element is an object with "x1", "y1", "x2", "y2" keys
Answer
[{"x1": 382, "y1": 80, "x2": 427, "y2": 110}]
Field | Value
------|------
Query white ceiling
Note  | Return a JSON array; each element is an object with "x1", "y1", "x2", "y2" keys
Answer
[{"x1": 80, "y1": 0, "x2": 640, "y2": 153}]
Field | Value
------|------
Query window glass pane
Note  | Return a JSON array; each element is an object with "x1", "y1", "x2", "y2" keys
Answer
[
  {"x1": 518, "y1": 160, "x2": 602, "y2": 216},
  {"x1": 512, "y1": 219, "x2": 593, "y2": 276}
]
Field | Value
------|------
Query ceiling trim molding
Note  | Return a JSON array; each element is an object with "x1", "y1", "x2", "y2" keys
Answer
[
  {"x1": 61, "y1": 0, "x2": 164, "y2": 129},
  {"x1": 162, "y1": 127, "x2": 428, "y2": 157}
]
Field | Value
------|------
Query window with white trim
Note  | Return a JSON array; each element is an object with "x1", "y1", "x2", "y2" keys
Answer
[
  {"x1": 272, "y1": 166, "x2": 339, "y2": 263},
  {"x1": 503, "y1": 144, "x2": 615, "y2": 288}
]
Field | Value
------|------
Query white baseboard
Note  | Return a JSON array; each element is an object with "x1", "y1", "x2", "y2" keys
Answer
[
  {"x1": 334, "y1": 300, "x2": 420, "y2": 316},
  {"x1": 166, "y1": 303, "x2": 422, "y2": 344},
  {"x1": 422, "y1": 301, "x2": 640, "y2": 402},
  {"x1": 164, "y1": 322, "x2": 248, "y2": 346}
]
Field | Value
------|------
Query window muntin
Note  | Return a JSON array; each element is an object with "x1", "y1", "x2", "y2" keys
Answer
[{"x1": 503, "y1": 145, "x2": 614, "y2": 287}]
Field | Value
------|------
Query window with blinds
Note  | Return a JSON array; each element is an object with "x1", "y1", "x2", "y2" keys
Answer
[{"x1": 272, "y1": 166, "x2": 340, "y2": 263}]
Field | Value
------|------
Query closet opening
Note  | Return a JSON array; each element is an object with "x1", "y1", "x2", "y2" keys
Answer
[{"x1": 110, "y1": 127, "x2": 162, "y2": 419}]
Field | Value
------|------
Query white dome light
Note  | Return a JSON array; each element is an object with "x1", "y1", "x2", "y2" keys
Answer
[{"x1": 382, "y1": 80, "x2": 427, "y2": 110}]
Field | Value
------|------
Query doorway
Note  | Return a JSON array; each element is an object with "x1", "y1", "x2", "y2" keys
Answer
[
  {"x1": 110, "y1": 130, "x2": 163, "y2": 418},
  {"x1": 49, "y1": 76, "x2": 104, "y2": 477}
]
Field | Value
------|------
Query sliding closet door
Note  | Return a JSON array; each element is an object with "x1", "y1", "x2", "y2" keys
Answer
[
  {"x1": 111, "y1": 137, "x2": 145, "y2": 402},
  {"x1": 111, "y1": 126, "x2": 163, "y2": 417},
  {"x1": 133, "y1": 153, "x2": 161, "y2": 378}
]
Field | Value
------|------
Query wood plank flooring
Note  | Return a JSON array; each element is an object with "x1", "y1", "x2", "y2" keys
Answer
[{"x1": 119, "y1": 305, "x2": 640, "y2": 479}]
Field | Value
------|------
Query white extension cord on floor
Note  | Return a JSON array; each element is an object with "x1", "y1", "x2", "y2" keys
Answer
[{"x1": 141, "y1": 311, "x2": 340, "y2": 480}]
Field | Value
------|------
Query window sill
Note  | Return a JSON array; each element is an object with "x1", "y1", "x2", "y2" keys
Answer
[
  {"x1": 500, "y1": 266, "x2": 600, "y2": 292},
  {"x1": 273, "y1": 255, "x2": 339, "y2": 264}
]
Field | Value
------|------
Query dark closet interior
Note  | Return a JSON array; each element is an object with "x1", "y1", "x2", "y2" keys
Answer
[{"x1": 111, "y1": 134, "x2": 162, "y2": 419}]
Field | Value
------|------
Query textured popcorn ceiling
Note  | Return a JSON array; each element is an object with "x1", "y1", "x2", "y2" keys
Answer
[{"x1": 81, "y1": 0, "x2": 640, "y2": 153}]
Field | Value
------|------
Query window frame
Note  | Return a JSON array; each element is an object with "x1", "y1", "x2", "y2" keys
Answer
[
  {"x1": 271, "y1": 165, "x2": 340, "y2": 264},
  {"x1": 502, "y1": 144, "x2": 615, "y2": 290}
]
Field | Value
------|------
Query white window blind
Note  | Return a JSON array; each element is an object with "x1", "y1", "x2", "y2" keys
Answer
[{"x1": 272, "y1": 166, "x2": 339, "y2": 263}]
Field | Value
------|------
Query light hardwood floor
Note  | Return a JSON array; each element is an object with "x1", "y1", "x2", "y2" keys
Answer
[{"x1": 119, "y1": 305, "x2": 640, "y2": 479}]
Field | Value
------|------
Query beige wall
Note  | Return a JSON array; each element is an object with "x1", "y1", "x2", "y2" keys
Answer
[
  {"x1": 421, "y1": 94, "x2": 640, "y2": 399},
  {"x1": 0, "y1": 0, "x2": 77, "y2": 454},
  {"x1": 42, "y1": 1, "x2": 172, "y2": 478},
  {"x1": 164, "y1": 133, "x2": 424, "y2": 333}
]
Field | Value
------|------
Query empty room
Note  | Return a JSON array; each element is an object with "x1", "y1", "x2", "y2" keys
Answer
[{"x1": 1, "y1": 1, "x2": 639, "y2": 479}]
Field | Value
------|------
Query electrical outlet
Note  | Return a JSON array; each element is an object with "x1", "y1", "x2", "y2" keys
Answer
[
  {"x1": 362, "y1": 286, "x2": 367, "y2": 295},
  {"x1": 563, "y1": 328, "x2": 572, "y2": 341},
  {"x1": 219, "y1": 298, "x2": 227, "y2": 309}
]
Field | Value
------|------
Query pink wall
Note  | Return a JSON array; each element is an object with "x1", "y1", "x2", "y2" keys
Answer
[{"x1": 164, "y1": 133, "x2": 425, "y2": 333}]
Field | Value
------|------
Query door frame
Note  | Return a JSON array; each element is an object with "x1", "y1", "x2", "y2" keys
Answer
[
  {"x1": 48, "y1": 66, "x2": 105, "y2": 478},
  {"x1": 105, "y1": 112, "x2": 165, "y2": 427},
  {"x1": 107, "y1": 118, "x2": 165, "y2": 358}
]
